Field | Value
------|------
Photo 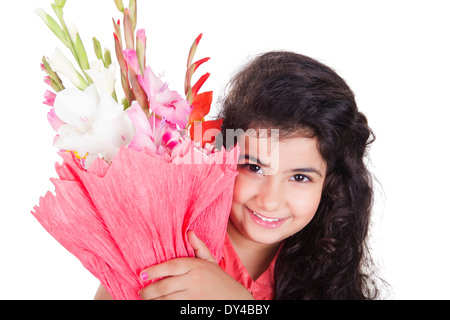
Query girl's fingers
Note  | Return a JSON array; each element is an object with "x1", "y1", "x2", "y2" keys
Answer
[
  {"x1": 187, "y1": 230, "x2": 216, "y2": 263},
  {"x1": 140, "y1": 257, "x2": 192, "y2": 282},
  {"x1": 138, "y1": 232, "x2": 218, "y2": 299},
  {"x1": 139, "y1": 274, "x2": 187, "y2": 300},
  {"x1": 140, "y1": 232, "x2": 216, "y2": 282},
  {"x1": 149, "y1": 288, "x2": 190, "y2": 300}
]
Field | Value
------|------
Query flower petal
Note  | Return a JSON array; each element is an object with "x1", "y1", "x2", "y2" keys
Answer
[
  {"x1": 191, "y1": 72, "x2": 210, "y2": 98},
  {"x1": 136, "y1": 28, "x2": 146, "y2": 44},
  {"x1": 189, "y1": 91, "x2": 212, "y2": 124},
  {"x1": 138, "y1": 66, "x2": 164, "y2": 99},
  {"x1": 47, "y1": 108, "x2": 66, "y2": 131},
  {"x1": 48, "y1": 48, "x2": 88, "y2": 90},
  {"x1": 54, "y1": 85, "x2": 99, "y2": 132},
  {"x1": 126, "y1": 102, "x2": 151, "y2": 135},
  {"x1": 43, "y1": 90, "x2": 57, "y2": 107},
  {"x1": 122, "y1": 49, "x2": 140, "y2": 74},
  {"x1": 52, "y1": 84, "x2": 134, "y2": 168},
  {"x1": 127, "y1": 131, "x2": 153, "y2": 152},
  {"x1": 85, "y1": 61, "x2": 116, "y2": 96},
  {"x1": 189, "y1": 119, "x2": 223, "y2": 147},
  {"x1": 172, "y1": 98, "x2": 191, "y2": 128}
]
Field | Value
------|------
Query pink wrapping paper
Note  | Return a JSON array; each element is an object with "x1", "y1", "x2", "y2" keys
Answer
[{"x1": 32, "y1": 144, "x2": 239, "y2": 299}]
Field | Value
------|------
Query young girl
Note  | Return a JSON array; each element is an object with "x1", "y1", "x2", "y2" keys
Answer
[{"x1": 95, "y1": 51, "x2": 379, "y2": 300}]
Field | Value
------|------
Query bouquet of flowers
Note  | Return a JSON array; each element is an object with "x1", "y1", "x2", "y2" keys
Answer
[{"x1": 32, "y1": 0, "x2": 239, "y2": 300}]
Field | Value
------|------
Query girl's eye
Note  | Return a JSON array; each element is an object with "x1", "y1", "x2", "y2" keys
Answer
[
  {"x1": 289, "y1": 174, "x2": 311, "y2": 183},
  {"x1": 238, "y1": 163, "x2": 263, "y2": 175},
  {"x1": 247, "y1": 164, "x2": 263, "y2": 174}
]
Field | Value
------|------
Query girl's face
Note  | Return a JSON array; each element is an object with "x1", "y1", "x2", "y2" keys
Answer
[{"x1": 229, "y1": 132, "x2": 327, "y2": 247}]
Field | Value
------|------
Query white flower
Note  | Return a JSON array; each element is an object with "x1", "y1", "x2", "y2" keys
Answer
[
  {"x1": 48, "y1": 47, "x2": 87, "y2": 90},
  {"x1": 85, "y1": 61, "x2": 116, "y2": 96},
  {"x1": 54, "y1": 84, "x2": 135, "y2": 168}
]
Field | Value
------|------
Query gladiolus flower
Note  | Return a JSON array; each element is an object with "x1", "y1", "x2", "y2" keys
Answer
[
  {"x1": 85, "y1": 60, "x2": 116, "y2": 96},
  {"x1": 53, "y1": 84, "x2": 134, "y2": 168},
  {"x1": 48, "y1": 48, "x2": 88, "y2": 90},
  {"x1": 139, "y1": 66, "x2": 191, "y2": 128},
  {"x1": 126, "y1": 102, "x2": 181, "y2": 156},
  {"x1": 122, "y1": 50, "x2": 191, "y2": 128}
]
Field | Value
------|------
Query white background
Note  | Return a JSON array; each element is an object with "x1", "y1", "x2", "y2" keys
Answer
[{"x1": 1, "y1": 0, "x2": 449, "y2": 299}]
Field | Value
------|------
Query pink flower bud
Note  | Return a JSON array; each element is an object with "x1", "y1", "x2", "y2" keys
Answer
[
  {"x1": 44, "y1": 76, "x2": 52, "y2": 86},
  {"x1": 122, "y1": 49, "x2": 140, "y2": 74},
  {"x1": 136, "y1": 29, "x2": 146, "y2": 44}
]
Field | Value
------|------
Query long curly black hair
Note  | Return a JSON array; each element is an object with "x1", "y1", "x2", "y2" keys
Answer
[{"x1": 218, "y1": 51, "x2": 379, "y2": 299}]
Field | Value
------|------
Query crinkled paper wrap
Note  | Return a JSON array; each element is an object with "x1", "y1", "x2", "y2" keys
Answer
[{"x1": 32, "y1": 144, "x2": 239, "y2": 300}]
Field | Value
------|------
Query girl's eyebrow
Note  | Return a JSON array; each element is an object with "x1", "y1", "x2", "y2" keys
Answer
[
  {"x1": 238, "y1": 154, "x2": 270, "y2": 167},
  {"x1": 239, "y1": 154, "x2": 323, "y2": 177},
  {"x1": 287, "y1": 168, "x2": 323, "y2": 177}
]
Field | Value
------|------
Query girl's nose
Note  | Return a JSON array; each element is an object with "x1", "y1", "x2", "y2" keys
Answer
[{"x1": 255, "y1": 178, "x2": 285, "y2": 212}]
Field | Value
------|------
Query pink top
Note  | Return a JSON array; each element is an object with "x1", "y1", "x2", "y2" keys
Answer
[{"x1": 219, "y1": 235, "x2": 277, "y2": 300}]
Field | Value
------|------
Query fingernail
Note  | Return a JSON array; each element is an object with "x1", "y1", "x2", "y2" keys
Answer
[{"x1": 140, "y1": 272, "x2": 148, "y2": 281}]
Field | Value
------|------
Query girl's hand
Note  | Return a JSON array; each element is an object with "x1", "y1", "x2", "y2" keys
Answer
[{"x1": 138, "y1": 231, "x2": 254, "y2": 300}]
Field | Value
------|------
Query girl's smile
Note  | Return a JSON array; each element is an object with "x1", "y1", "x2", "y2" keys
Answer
[{"x1": 247, "y1": 206, "x2": 289, "y2": 229}]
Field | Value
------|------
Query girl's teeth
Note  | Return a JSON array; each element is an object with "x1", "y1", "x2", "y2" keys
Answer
[{"x1": 252, "y1": 210, "x2": 281, "y2": 222}]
